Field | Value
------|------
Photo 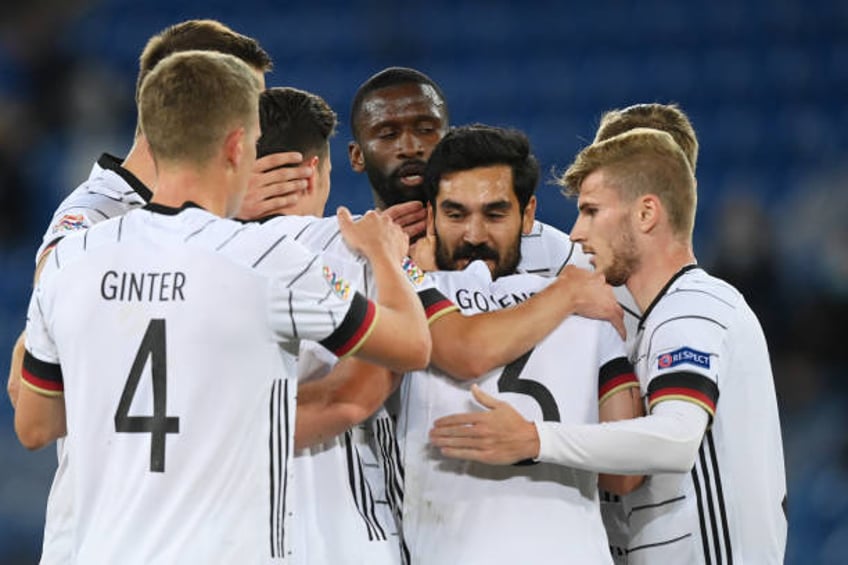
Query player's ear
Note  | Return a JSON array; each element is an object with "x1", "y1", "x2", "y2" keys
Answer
[
  {"x1": 636, "y1": 194, "x2": 661, "y2": 233},
  {"x1": 349, "y1": 141, "x2": 365, "y2": 173},
  {"x1": 305, "y1": 155, "x2": 320, "y2": 193},
  {"x1": 224, "y1": 126, "x2": 247, "y2": 170},
  {"x1": 521, "y1": 195, "x2": 537, "y2": 235}
]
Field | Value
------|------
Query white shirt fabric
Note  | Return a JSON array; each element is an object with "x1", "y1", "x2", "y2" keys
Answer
[
  {"x1": 279, "y1": 215, "x2": 455, "y2": 565},
  {"x1": 537, "y1": 266, "x2": 788, "y2": 564},
  {"x1": 397, "y1": 261, "x2": 633, "y2": 565},
  {"x1": 22, "y1": 204, "x2": 379, "y2": 564},
  {"x1": 33, "y1": 153, "x2": 150, "y2": 565}
]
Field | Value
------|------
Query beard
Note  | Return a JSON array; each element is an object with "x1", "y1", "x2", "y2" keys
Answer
[
  {"x1": 364, "y1": 159, "x2": 428, "y2": 208},
  {"x1": 603, "y1": 222, "x2": 640, "y2": 286},
  {"x1": 435, "y1": 234, "x2": 522, "y2": 279}
]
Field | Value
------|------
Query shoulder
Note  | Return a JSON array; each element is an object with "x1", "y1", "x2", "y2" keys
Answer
[
  {"x1": 519, "y1": 220, "x2": 592, "y2": 275},
  {"x1": 652, "y1": 268, "x2": 744, "y2": 330}
]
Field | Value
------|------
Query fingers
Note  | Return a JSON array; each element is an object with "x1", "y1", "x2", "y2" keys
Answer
[
  {"x1": 471, "y1": 383, "x2": 501, "y2": 409},
  {"x1": 437, "y1": 447, "x2": 491, "y2": 463},
  {"x1": 384, "y1": 200, "x2": 424, "y2": 221},
  {"x1": 336, "y1": 206, "x2": 353, "y2": 226},
  {"x1": 253, "y1": 151, "x2": 303, "y2": 172},
  {"x1": 432, "y1": 411, "x2": 486, "y2": 429},
  {"x1": 384, "y1": 202, "x2": 427, "y2": 239},
  {"x1": 254, "y1": 169, "x2": 312, "y2": 192}
]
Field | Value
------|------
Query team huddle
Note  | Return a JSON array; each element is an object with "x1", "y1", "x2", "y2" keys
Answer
[{"x1": 8, "y1": 19, "x2": 787, "y2": 565}]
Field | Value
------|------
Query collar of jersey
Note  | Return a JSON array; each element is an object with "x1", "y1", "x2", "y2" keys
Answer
[
  {"x1": 98, "y1": 153, "x2": 153, "y2": 203},
  {"x1": 637, "y1": 263, "x2": 700, "y2": 331},
  {"x1": 143, "y1": 201, "x2": 205, "y2": 215}
]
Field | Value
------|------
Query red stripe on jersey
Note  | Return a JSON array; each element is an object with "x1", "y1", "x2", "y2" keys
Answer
[
  {"x1": 598, "y1": 372, "x2": 639, "y2": 404},
  {"x1": 649, "y1": 387, "x2": 716, "y2": 416},
  {"x1": 425, "y1": 299, "x2": 459, "y2": 323},
  {"x1": 333, "y1": 300, "x2": 378, "y2": 357},
  {"x1": 22, "y1": 367, "x2": 64, "y2": 395}
]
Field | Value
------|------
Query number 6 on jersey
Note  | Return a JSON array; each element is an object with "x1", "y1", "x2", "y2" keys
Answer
[{"x1": 114, "y1": 319, "x2": 180, "y2": 472}]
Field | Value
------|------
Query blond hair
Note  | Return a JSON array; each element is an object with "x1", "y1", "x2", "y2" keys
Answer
[
  {"x1": 139, "y1": 50, "x2": 261, "y2": 165},
  {"x1": 594, "y1": 103, "x2": 699, "y2": 172},
  {"x1": 560, "y1": 128, "x2": 697, "y2": 239}
]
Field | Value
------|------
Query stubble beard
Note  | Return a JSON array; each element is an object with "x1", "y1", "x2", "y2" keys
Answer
[{"x1": 603, "y1": 223, "x2": 639, "y2": 287}]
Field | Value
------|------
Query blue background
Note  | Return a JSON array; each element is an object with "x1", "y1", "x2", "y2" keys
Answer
[{"x1": 1, "y1": 1, "x2": 846, "y2": 562}]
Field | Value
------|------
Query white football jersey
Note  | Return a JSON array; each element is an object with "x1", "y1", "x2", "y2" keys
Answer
[
  {"x1": 22, "y1": 204, "x2": 381, "y2": 564},
  {"x1": 34, "y1": 153, "x2": 150, "y2": 565},
  {"x1": 619, "y1": 265, "x2": 787, "y2": 564},
  {"x1": 397, "y1": 261, "x2": 636, "y2": 565},
  {"x1": 36, "y1": 154, "x2": 151, "y2": 263},
  {"x1": 277, "y1": 214, "x2": 454, "y2": 565}
]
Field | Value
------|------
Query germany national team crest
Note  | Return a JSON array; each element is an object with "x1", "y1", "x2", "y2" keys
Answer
[
  {"x1": 323, "y1": 265, "x2": 352, "y2": 300},
  {"x1": 52, "y1": 213, "x2": 88, "y2": 234}
]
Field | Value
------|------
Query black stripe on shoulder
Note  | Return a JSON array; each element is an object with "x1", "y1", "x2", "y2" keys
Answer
[
  {"x1": 252, "y1": 234, "x2": 289, "y2": 268},
  {"x1": 322, "y1": 229, "x2": 342, "y2": 250},
  {"x1": 639, "y1": 264, "x2": 699, "y2": 331},
  {"x1": 117, "y1": 216, "x2": 124, "y2": 242},
  {"x1": 216, "y1": 224, "x2": 249, "y2": 250},
  {"x1": 184, "y1": 218, "x2": 217, "y2": 241},
  {"x1": 293, "y1": 221, "x2": 315, "y2": 241},
  {"x1": 668, "y1": 287, "x2": 737, "y2": 310},
  {"x1": 286, "y1": 255, "x2": 318, "y2": 289},
  {"x1": 319, "y1": 293, "x2": 372, "y2": 356},
  {"x1": 647, "y1": 315, "x2": 727, "y2": 353}
]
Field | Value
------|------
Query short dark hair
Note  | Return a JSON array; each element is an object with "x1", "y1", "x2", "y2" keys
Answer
[
  {"x1": 257, "y1": 87, "x2": 337, "y2": 160},
  {"x1": 423, "y1": 124, "x2": 539, "y2": 212},
  {"x1": 137, "y1": 19, "x2": 272, "y2": 103},
  {"x1": 349, "y1": 66, "x2": 448, "y2": 139}
]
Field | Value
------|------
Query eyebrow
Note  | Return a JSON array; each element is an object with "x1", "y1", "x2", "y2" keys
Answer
[{"x1": 439, "y1": 199, "x2": 513, "y2": 213}]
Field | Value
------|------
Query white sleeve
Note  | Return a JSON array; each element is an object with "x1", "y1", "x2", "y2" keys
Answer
[{"x1": 535, "y1": 399, "x2": 709, "y2": 474}]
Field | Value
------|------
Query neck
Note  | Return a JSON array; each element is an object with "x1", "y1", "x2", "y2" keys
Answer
[
  {"x1": 150, "y1": 162, "x2": 233, "y2": 218},
  {"x1": 121, "y1": 136, "x2": 157, "y2": 192},
  {"x1": 626, "y1": 238, "x2": 696, "y2": 312}
]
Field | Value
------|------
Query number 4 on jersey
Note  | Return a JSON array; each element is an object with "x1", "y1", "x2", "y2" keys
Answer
[{"x1": 114, "y1": 319, "x2": 180, "y2": 472}]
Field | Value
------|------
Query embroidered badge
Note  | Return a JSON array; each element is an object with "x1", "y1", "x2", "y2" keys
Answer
[
  {"x1": 402, "y1": 257, "x2": 425, "y2": 285},
  {"x1": 52, "y1": 213, "x2": 88, "y2": 234},
  {"x1": 657, "y1": 347, "x2": 711, "y2": 371},
  {"x1": 323, "y1": 265, "x2": 351, "y2": 300}
]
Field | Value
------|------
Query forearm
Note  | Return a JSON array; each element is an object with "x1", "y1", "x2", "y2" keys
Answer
[
  {"x1": 7, "y1": 331, "x2": 25, "y2": 409},
  {"x1": 598, "y1": 386, "x2": 646, "y2": 493},
  {"x1": 295, "y1": 358, "x2": 400, "y2": 449},
  {"x1": 14, "y1": 383, "x2": 66, "y2": 450},
  {"x1": 358, "y1": 252, "x2": 431, "y2": 371},
  {"x1": 536, "y1": 400, "x2": 708, "y2": 474},
  {"x1": 430, "y1": 278, "x2": 577, "y2": 379}
]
